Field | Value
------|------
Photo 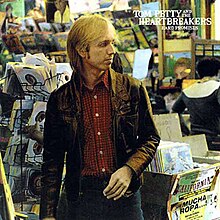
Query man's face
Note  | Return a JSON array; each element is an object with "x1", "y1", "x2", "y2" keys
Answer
[
  {"x1": 175, "y1": 65, "x2": 189, "y2": 79},
  {"x1": 82, "y1": 24, "x2": 116, "y2": 73}
]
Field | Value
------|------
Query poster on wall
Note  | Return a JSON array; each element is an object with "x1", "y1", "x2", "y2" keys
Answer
[
  {"x1": 0, "y1": 0, "x2": 25, "y2": 18},
  {"x1": 165, "y1": 0, "x2": 195, "y2": 39},
  {"x1": 46, "y1": 0, "x2": 70, "y2": 23},
  {"x1": 25, "y1": 0, "x2": 45, "y2": 17}
]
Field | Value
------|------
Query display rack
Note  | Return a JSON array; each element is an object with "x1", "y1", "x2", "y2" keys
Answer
[{"x1": 0, "y1": 63, "x2": 71, "y2": 214}]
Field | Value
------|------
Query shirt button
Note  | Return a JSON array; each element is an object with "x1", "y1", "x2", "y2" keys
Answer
[
  {"x1": 97, "y1": 132, "x2": 101, "y2": 136},
  {"x1": 95, "y1": 113, "x2": 99, "y2": 117},
  {"x1": 102, "y1": 168, "x2": 105, "y2": 172},
  {"x1": 100, "y1": 150, "x2": 103, "y2": 155},
  {"x1": 94, "y1": 95, "x2": 97, "y2": 99}
]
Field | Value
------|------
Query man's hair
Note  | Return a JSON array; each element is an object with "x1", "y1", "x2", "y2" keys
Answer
[
  {"x1": 174, "y1": 57, "x2": 191, "y2": 71},
  {"x1": 197, "y1": 57, "x2": 220, "y2": 78},
  {"x1": 67, "y1": 14, "x2": 116, "y2": 72}
]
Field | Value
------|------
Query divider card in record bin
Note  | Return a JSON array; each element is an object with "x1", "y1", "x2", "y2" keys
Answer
[
  {"x1": 168, "y1": 163, "x2": 220, "y2": 220},
  {"x1": 153, "y1": 113, "x2": 182, "y2": 142}
]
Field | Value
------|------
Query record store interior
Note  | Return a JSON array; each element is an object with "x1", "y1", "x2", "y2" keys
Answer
[{"x1": 0, "y1": 0, "x2": 220, "y2": 219}]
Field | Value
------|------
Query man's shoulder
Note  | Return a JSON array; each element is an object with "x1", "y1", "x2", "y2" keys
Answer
[
  {"x1": 113, "y1": 70, "x2": 141, "y2": 87},
  {"x1": 49, "y1": 81, "x2": 71, "y2": 98},
  {"x1": 183, "y1": 80, "x2": 220, "y2": 98}
]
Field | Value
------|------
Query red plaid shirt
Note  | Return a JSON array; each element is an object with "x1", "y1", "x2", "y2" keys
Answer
[{"x1": 81, "y1": 71, "x2": 115, "y2": 177}]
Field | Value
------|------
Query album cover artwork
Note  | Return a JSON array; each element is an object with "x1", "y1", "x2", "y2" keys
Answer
[
  {"x1": 28, "y1": 101, "x2": 47, "y2": 128},
  {"x1": 132, "y1": 25, "x2": 149, "y2": 49},
  {"x1": 6, "y1": 165, "x2": 41, "y2": 202},
  {"x1": 118, "y1": 53, "x2": 133, "y2": 74},
  {"x1": 2, "y1": 34, "x2": 25, "y2": 54},
  {"x1": 37, "y1": 22, "x2": 54, "y2": 32},
  {"x1": 3, "y1": 135, "x2": 28, "y2": 166},
  {"x1": 46, "y1": 0, "x2": 70, "y2": 23},
  {"x1": 25, "y1": 139, "x2": 43, "y2": 165},
  {"x1": 20, "y1": 16, "x2": 38, "y2": 32},
  {"x1": 50, "y1": 22, "x2": 62, "y2": 33},
  {"x1": 53, "y1": 32, "x2": 68, "y2": 51},
  {"x1": 34, "y1": 31, "x2": 55, "y2": 48},
  {"x1": 14, "y1": 65, "x2": 50, "y2": 96},
  {"x1": 19, "y1": 33, "x2": 38, "y2": 53},
  {"x1": 9, "y1": 99, "x2": 34, "y2": 132},
  {"x1": 160, "y1": 142, "x2": 194, "y2": 174}
]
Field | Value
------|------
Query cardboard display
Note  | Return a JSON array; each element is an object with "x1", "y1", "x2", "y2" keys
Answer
[{"x1": 142, "y1": 163, "x2": 220, "y2": 220}]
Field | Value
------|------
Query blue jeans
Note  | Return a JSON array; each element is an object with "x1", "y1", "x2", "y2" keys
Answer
[{"x1": 67, "y1": 189, "x2": 144, "y2": 220}]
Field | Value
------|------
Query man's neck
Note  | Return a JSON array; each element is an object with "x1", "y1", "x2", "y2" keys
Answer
[{"x1": 81, "y1": 69, "x2": 106, "y2": 90}]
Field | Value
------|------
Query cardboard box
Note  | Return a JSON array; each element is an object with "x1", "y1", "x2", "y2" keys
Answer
[
  {"x1": 144, "y1": 114, "x2": 220, "y2": 219},
  {"x1": 142, "y1": 162, "x2": 220, "y2": 220}
]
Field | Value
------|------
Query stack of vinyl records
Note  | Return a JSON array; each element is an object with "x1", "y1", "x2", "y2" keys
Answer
[{"x1": 147, "y1": 141, "x2": 194, "y2": 174}]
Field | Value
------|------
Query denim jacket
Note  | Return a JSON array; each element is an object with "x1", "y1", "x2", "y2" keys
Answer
[{"x1": 40, "y1": 69, "x2": 160, "y2": 218}]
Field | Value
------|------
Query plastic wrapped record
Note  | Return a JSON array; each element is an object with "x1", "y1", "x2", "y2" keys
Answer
[
  {"x1": 28, "y1": 101, "x2": 47, "y2": 128},
  {"x1": 6, "y1": 165, "x2": 41, "y2": 202},
  {"x1": 13, "y1": 65, "x2": 50, "y2": 96},
  {"x1": 25, "y1": 139, "x2": 43, "y2": 165},
  {"x1": 9, "y1": 99, "x2": 34, "y2": 132},
  {"x1": 25, "y1": 167, "x2": 41, "y2": 198},
  {"x1": 3, "y1": 135, "x2": 28, "y2": 166}
]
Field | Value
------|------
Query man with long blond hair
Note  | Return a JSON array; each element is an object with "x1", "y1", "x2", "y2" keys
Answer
[{"x1": 40, "y1": 14, "x2": 160, "y2": 220}]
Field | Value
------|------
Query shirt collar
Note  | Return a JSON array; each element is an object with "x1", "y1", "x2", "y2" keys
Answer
[{"x1": 80, "y1": 70, "x2": 110, "y2": 91}]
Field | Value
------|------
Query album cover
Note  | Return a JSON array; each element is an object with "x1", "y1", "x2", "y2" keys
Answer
[
  {"x1": 132, "y1": 25, "x2": 149, "y2": 49},
  {"x1": 20, "y1": 16, "x2": 39, "y2": 32},
  {"x1": 2, "y1": 34, "x2": 25, "y2": 54},
  {"x1": 46, "y1": 0, "x2": 70, "y2": 23},
  {"x1": 9, "y1": 99, "x2": 34, "y2": 132},
  {"x1": 28, "y1": 101, "x2": 47, "y2": 127},
  {"x1": 13, "y1": 64, "x2": 50, "y2": 96},
  {"x1": 160, "y1": 142, "x2": 194, "y2": 174},
  {"x1": 25, "y1": 139, "x2": 43, "y2": 165},
  {"x1": 3, "y1": 135, "x2": 29, "y2": 166},
  {"x1": 53, "y1": 32, "x2": 68, "y2": 51},
  {"x1": 118, "y1": 52, "x2": 133, "y2": 74},
  {"x1": 148, "y1": 141, "x2": 194, "y2": 174},
  {"x1": 6, "y1": 165, "x2": 41, "y2": 202},
  {"x1": 19, "y1": 33, "x2": 38, "y2": 54},
  {"x1": 37, "y1": 22, "x2": 54, "y2": 32},
  {"x1": 34, "y1": 31, "x2": 55, "y2": 49}
]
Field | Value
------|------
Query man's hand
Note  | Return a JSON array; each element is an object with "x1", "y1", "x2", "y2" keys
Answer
[{"x1": 103, "y1": 165, "x2": 134, "y2": 201}]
